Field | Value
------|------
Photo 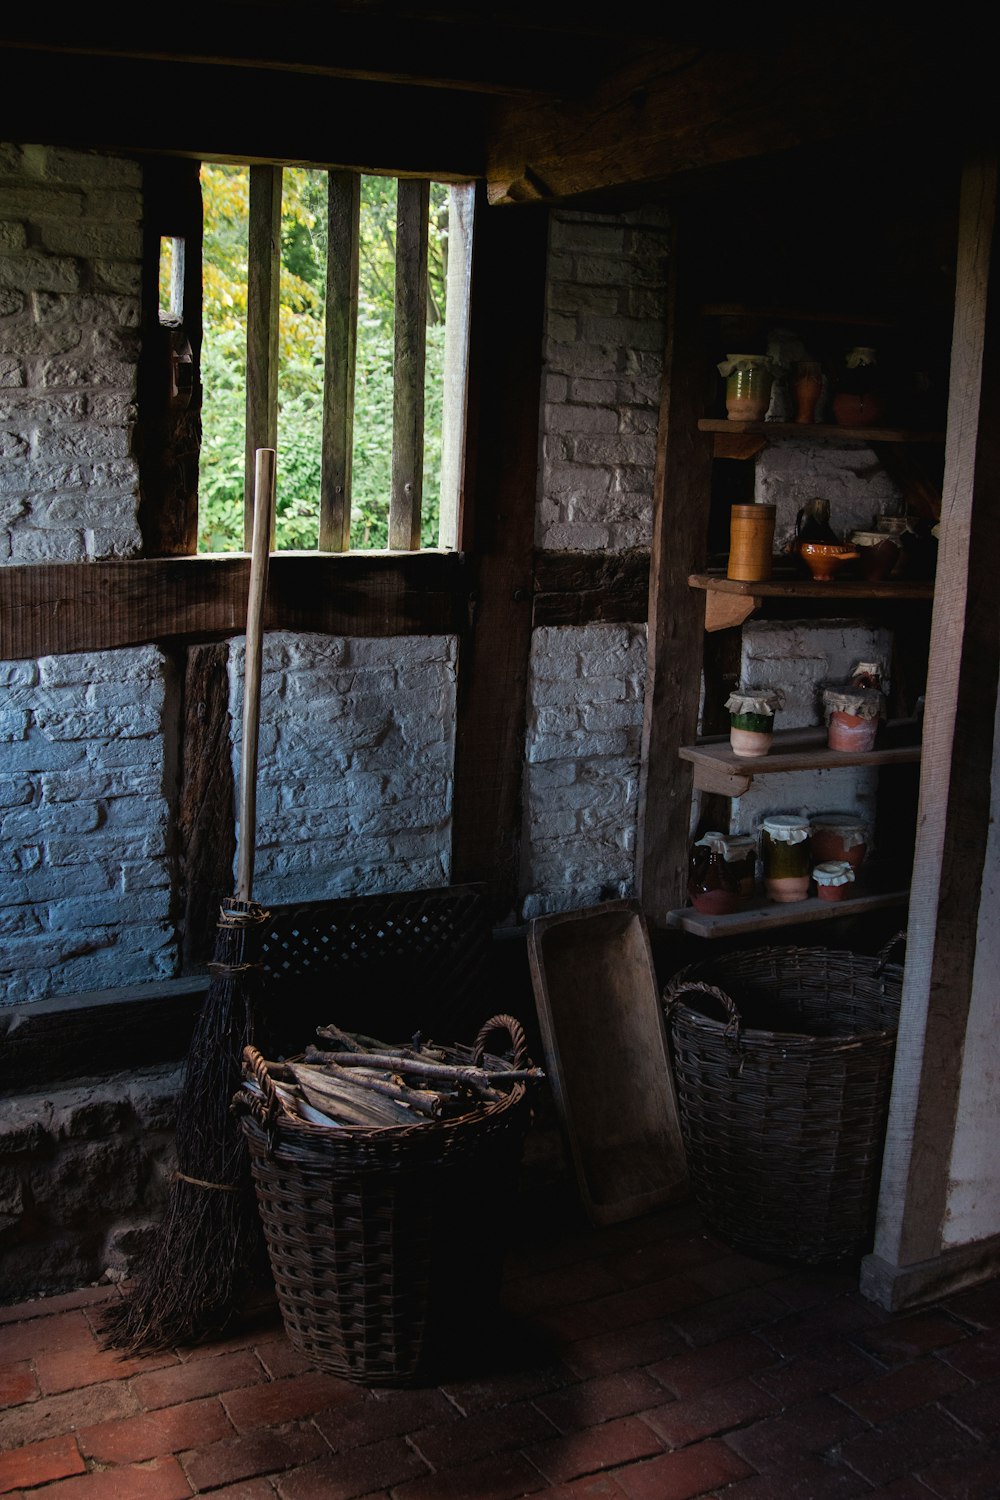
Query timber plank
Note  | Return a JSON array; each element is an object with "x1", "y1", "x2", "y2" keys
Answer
[
  {"x1": 320, "y1": 171, "x2": 361, "y2": 553},
  {"x1": 179, "y1": 643, "x2": 237, "y2": 970},
  {"x1": 450, "y1": 189, "x2": 547, "y2": 919},
  {"x1": 0, "y1": 553, "x2": 470, "y2": 660},
  {"x1": 244, "y1": 164, "x2": 282, "y2": 547},
  {"x1": 636, "y1": 215, "x2": 716, "y2": 920},
  {"x1": 532, "y1": 549, "x2": 650, "y2": 626},
  {"x1": 389, "y1": 179, "x2": 430, "y2": 550}
]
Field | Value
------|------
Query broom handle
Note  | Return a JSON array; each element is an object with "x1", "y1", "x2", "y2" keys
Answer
[{"x1": 236, "y1": 447, "x2": 277, "y2": 903}]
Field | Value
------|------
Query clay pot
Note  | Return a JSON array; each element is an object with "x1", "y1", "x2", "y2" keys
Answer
[
  {"x1": 851, "y1": 531, "x2": 901, "y2": 581},
  {"x1": 813, "y1": 861, "x2": 856, "y2": 901},
  {"x1": 828, "y1": 711, "x2": 879, "y2": 752},
  {"x1": 832, "y1": 391, "x2": 887, "y2": 427},
  {"x1": 798, "y1": 542, "x2": 859, "y2": 582}
]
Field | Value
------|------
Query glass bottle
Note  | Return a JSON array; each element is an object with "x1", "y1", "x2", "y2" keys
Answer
[{"x1": 688, "y1": 832, "x2": 739, "y2": 914}]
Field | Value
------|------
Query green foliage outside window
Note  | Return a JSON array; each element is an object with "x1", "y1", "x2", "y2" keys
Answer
[{"x1": 196, "y1": 164, "x2": 449, "y2": 553}]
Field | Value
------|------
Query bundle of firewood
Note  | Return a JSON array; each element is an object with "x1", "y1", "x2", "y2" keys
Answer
[{"x1": 241, "y1": 1020, "x2": 544, "y2": 1130}]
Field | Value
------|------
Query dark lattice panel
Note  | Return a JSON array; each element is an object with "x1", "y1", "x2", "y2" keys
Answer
[{"x1": 254, "y1": 884, "x2": 491, "y2": 1052}]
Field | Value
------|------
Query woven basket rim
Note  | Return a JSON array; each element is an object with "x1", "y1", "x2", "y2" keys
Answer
[{"x1": 665, "y1": 1001, "x2": 898, "y2": 1049}]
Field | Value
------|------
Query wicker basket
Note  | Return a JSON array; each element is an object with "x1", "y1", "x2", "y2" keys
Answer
[
  {"x1": 662, "y1": 939, "x2": 904, "y2": 1266},
  {"x1": 234, "y1": 1014, "x2": 532, "y2": 1386}
]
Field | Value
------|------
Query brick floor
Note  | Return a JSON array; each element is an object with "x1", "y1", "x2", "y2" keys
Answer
[{"x1": 1, "y1": 1198, "x2": 999, "y2": 1498}]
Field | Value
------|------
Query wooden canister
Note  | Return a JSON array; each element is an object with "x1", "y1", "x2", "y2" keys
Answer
[{"x1": 727, "y1": 504, "x2": 776, "y2": 582}]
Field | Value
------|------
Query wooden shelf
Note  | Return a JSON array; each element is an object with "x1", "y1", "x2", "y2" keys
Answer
[
  {"x1": 665, "y1": 888, "x2": 909, "y2": 939},
  {"x1": 702, "y1": 303, "x2": 897, "y2": 328},
  {"x1": 688, "y1": 570, "x2": 935, "y2": 601},
  {"x1": 678, "y1": 720, "x2": 921, "y2": 795},
  {"x1": 698, "y1": 419, "x2": 944, "y2": 443}
]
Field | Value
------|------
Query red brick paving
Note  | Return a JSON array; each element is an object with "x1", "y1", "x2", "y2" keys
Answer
[{"x1": 0, "y1": 1201, "x2": 998, "y2": 1497}]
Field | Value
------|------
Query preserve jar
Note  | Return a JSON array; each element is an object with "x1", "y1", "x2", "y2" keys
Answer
[
  {"x1": 809, "y1": 815, "x2": 868, "y2": 872},
  {"x1": 822, "y1": 685, "x2": 885, "y2": 752},
  {"x1": 688, "y1": 832, "x2": 739, "y2": 914},
  {"x1": 724, "y1": 686, "x2": 783, "y2": 757},
  {"x1": 718, "y1": 833, "x2": 757, "y2": 903},
  {"x1": 760, "y1": 815, "x2": 812, "y2": 903},
  {"x1": 812, "y1": 861, "x2": 856, "y2": 902}
]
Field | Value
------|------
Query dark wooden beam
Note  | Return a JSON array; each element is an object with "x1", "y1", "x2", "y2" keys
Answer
[
  {"x1": 532, "y1": 550, "x2": 650, "y2": 627},
  {"x1": 389, "y1": 180, "x2": 431, "y2": 551},
  {"x1": 0, "y1": 552, "x2": 471, "y2": 660},
  {"x1": 485, "y1": 23, "x2": 983, "y2": 206},
  {"x1": 635, "y1": 215, "x2": 716, "y2": 922},
  {"x1": 320, "y1": 172, "x2": 361, "y2": 553},
  {"x1": 0, "y1": 50, "x2": 486, "y2": 180},
  {"x1": 244, "y1": 165, "x2": 282, "y2": 547},
  {"x1": 178, "y1": 643, "x2": 237, "y2": 970},
  {"x1": 450, "y1": 188, "x2": 547, "y2": 921}
]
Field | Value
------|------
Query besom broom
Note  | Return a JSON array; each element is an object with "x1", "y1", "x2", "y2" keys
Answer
[{"x1": 101, "y1": 448, "x2": 277, "y2": 1353}]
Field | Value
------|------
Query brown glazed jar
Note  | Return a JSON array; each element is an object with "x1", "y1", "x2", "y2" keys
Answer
[
  {"x1": 809, "y1": 815, "x2": 868, "y2": 872},
  {"x1": 688, "y1": 832, "x2": 739, "y2": 915}
]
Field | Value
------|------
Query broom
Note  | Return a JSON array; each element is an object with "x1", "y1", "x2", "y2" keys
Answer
[{"x1": 101, "y1": 448, "x2": 277, "y2": 1353}]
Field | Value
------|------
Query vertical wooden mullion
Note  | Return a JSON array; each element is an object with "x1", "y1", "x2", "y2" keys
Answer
[
  {"x1": 389, "y1": 178, "x2": 430, "y2": 550},
  {"x1": 440, "y1": 182, "x2": 475, "y2": 550},
  {"x1": 450, "y1": 187, "x2": 547, "y2": 920},
  {"x1": 320, "y1": 170, "x2": 360, "y2": 552},
  {"x1": 244, "y1": 163, "x2": 282, "y2": 549}
]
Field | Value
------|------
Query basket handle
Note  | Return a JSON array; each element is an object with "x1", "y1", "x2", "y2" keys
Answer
[
  {"x1": 233, "y1": 1043, "x2": 286, "y2": 1130},
  {"x1": 663, "y1": 980, "x2": 743, "y2": 1038},
  {"x1": 876, "y1": 930, "x2": 907, "y2": 971},
  {"x1": 473, "y1": 1013, "x2": 530, "y2": 1070}
]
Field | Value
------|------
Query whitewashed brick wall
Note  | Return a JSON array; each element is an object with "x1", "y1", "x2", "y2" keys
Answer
[
  {"x1": 0, "y1": 142, "x2": 143, "y2": 563},
  {"x1": 0, "y1": 145, "x2": 170, "y2": 1005},
  {"x1": 520, "y1": 205, "x2": 669, "y2": 917},
  {"x1": 230, "y1": 632, "x2": 457, "y2": 907},
  {"x1": 538, "y1": 207, "x2": 670, "y2": 551},
  {"x1": 0, "y1": 647, "x2": 176, "y2": 1003},
  {"x1": 756, "y1": 440, "x2": 903, "y2": 554},
  {"x1": 520, "y1": 623, "x2": 646, "y2": 919}
]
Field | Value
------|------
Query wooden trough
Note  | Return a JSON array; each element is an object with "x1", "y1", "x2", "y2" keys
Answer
[{"x1": 527, "y1": 900, "x2": 688, "y2": 1227}]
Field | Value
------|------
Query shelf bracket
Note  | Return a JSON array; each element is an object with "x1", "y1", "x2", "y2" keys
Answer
[
  {"x1": 693, "y1": 765, "x2": 753, "y2": 797},
  {"x1": 704, "y1": 590, "x2": 758, "y2": 632}
]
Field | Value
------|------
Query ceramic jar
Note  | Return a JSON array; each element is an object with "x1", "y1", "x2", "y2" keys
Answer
[
  {"x1": 718, "y1": 354, "x2": 772, "y2": 421},
  {"x1": 793, "y1": 359, "x2": 823, "y2": 423},
  {"x1": 809, "y1": 815, "x2": 868, "y2": 873},
  {"x1": 812, "y1": 861, "x2": 856, "y2": 901},
  {"x1": 851, "y1": 530, "x2": 901, "y2": 581},
  {"x1": 760, "y1": 815, "x2": 812, "y2": 903},
  {"x1": 725, "y1": 686, "x2": 783, "y2": 758},
  {"x1": 688, "y1": 832, "x2": 739, "y2": 914},
  {"x1": 822, "y1": 685, "x2": 885, "y2": 751},
  {"x1": 832, "y1": 346, "x2": 886, "y2": 428}
]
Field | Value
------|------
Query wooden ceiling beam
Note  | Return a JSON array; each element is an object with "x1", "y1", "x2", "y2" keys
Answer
[
  {"x1": 0, "y1": 50, "x2": 486, "y2": 179},
  {"x1": 484, "y1": 23, "x2": 986, "y2": 205}
]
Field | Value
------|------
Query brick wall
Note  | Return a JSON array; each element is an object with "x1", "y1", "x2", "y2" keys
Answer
[
  {"x1": 519, "y1": 205, "x2": 670, "y2": 918},
  {"x1": 232, "y1": 632, "x2": 457, "y2": 907}
]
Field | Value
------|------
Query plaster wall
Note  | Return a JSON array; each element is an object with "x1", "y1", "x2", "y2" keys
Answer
[{"x1": 942, "y1": 679, "x2": 1000, "y2": 1247}]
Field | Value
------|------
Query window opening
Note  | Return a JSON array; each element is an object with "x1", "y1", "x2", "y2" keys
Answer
[
  {"x1": 196, "y1": 163, "x2": 472, "y2": 555},
  {"x1": 158, "y1": 235, "x2": 186, "y2": 322}
]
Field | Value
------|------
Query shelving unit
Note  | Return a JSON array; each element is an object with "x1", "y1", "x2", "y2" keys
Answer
[
  {"x1": 677, "y1": 720, "x2": 921, "y2": 797},
  {"x1": 661, "y1": 302, "x2": 936, "y2": 940},
  {"x1": 666, "y1": 888, "x2": 908, "y2": 939}
]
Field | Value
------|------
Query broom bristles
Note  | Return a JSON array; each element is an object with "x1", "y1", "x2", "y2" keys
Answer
[{"x1": 100, "y1": 900, "x2": 270, "y2": 1353}]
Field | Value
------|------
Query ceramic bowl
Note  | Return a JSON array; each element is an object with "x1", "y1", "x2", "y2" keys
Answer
[{"x1": 798, "y1": 542, "x2": 859, "y2": 581}]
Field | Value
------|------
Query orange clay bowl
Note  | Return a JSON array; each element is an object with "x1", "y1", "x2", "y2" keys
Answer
[{"x1": 798, "y1": 542, "x2": 860, "y2": 582}]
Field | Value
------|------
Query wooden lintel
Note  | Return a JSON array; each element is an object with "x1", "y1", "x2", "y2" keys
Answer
[
  {"x1": 532, "y1": 549, "x2": 650, "y2": 626},
  {"x1": 0, "y1": 552, "x2": 470, "y2": 661}
]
